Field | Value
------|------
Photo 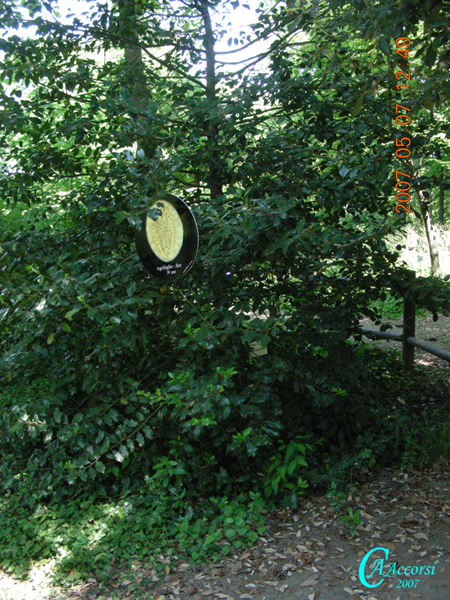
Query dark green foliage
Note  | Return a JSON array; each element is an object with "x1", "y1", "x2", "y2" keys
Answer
[
  {"x1": 0, "y1": 0, "x2": 449, "y2": 581},
  {"x1": 0, "y1": 488, "x2": 268, "y2": 578}
]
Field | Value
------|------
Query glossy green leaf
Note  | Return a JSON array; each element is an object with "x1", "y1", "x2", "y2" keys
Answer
[
  {"x1": 425, "y1": 45, "x2": 436, "y2": 68},
  {"x1": 379, "y1": 36, "x2": 390, "y2": 56},
  {"x1": 351, "y1": 94, "x2": 364, "y2": 117},
  {"x1": 339, "y1": 165, "x2": 349, "y2": 177},
  {"x1": 65, "y1": 308, "x2": 81, "y2": 321},
  {"x1": 95, "y1": 461, "x2": 105, "y2": 473}
]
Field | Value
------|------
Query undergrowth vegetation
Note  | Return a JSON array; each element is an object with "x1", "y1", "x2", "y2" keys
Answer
[
  {"x1": 0, "y1": 329, "x2": 449, "y2": 583},
  {"x1": 1, "y1": 91, "x2": 450, "y2": 593},
  {"x1": 1, "y1": 0, "x2": 450, "y2": 592}
]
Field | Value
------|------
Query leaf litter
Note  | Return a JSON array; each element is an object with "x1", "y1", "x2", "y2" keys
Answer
[{"x1": 1, "y1": 465, "x2": 449, "y2": 600}]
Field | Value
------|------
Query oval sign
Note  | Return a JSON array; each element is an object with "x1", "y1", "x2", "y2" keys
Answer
[{"x1": 135, "y1": 193, "x2": 199, "y2": 281}]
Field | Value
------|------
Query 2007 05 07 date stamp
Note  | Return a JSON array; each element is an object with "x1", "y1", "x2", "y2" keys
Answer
[{"x1": 394, "y1": 37, "x2": 413, "y2": 214}]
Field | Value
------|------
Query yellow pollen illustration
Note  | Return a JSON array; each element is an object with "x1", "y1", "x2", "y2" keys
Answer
[{"x1": 146, "y1": 200, "x2": 184, "y2": 262}]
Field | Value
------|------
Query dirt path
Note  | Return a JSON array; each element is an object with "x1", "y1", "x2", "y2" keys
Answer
[{"x1": 142, "y1": 466, "x2": 450, "y2": 600}]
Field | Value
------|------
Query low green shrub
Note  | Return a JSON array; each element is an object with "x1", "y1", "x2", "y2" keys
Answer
[
  {"x1": 0, "y1": 485, "x2": 268, "y2": 580},
  {"x1": 262, "y1": 436, "x2": 310, "y2": 509}
]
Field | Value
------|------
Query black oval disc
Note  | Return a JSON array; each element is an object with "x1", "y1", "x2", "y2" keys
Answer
[{"x1": 135, "y1": 193, "x2": 199, "y2": 281}]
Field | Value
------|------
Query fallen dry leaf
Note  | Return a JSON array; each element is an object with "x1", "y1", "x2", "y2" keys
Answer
[
  {"x1": 300, "y1": 574, "x2": 320, "y2": 587},
  {"x1": 384, "y1": 542, "x2": 397, "y2": 552},
  {"x1": 360, "y1": 510, "x2": 374, "y2": 520}
]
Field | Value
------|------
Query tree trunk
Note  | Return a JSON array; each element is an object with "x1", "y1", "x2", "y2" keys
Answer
[
  {"x1": 410, "y1": 159, "x2": 441, "y2": 277},
  {"x1": 197, "y1": 0, "x2": 223, "y2": 200},
  {"x1": 119, "y1": 0, "x2": 152, "y2": 158},
  {"x1": 439, "y1": 167, "x2": 444, "y2": 226},
  {"x1": 419, "y1": 195, "x2": 441, "y2": 276}
]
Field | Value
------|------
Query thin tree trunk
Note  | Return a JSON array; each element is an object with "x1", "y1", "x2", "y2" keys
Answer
[
  {"x1": 410, "y1": 159, "x2": 441, "y2": 277},
  {"x1": 439, "y1": 167, "x2": 444, "y2": 226},
  {"x1": 197, "y1": 0, "x2": 223, "y2": 200},
  {"x1": 419, "y1": 196, "x2": 441, "y2": 276},
  {"x1": 119, "y1": 0, "x2": 152, "y2": 158}
]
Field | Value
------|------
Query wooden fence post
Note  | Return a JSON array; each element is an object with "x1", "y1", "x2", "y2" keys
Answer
[{"x1": 403, "y1": 272, "x2": 416, "y2": 371}]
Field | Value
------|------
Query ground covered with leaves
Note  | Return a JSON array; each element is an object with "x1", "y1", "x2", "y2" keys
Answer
[
  {"x1": 1, "y1": 465, "x2": 449, "y2": 600},
  {"x1": 1, "y1": 341, "x2": 450, "y2": 600}
]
